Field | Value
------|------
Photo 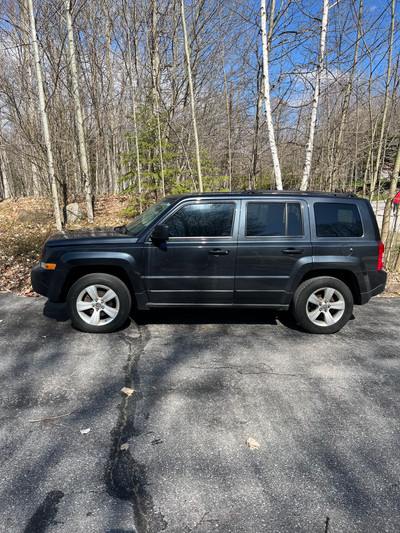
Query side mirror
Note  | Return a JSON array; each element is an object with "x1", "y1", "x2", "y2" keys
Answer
[{"x1": 151, "y1": 224, "x2": 169, "y2": 242}]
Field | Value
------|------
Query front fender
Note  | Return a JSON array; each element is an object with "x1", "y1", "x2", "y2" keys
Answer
[{"x1": 46, "y1": 252, "x2": 146, "y2": 303}]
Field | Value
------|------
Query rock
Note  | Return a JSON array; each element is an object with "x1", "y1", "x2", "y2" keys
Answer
[
  {"x1": 245, "y1": 437, "x2": 260, "y2": 450},
  {"x1": 65, "y1": 202, "x2": 83, "y2": 223}
]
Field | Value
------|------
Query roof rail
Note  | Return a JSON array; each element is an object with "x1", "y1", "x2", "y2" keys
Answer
[{"x1": 232, "y1": 189, "x2": 358, "y2": 198}]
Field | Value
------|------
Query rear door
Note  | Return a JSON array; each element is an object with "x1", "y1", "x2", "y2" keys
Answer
[
  {"x1": 234, "y1": 199, "x2": 312, "y2": 306},
  {"x1": 144, "y1": 199, "x2": 239, "y2": 305}
]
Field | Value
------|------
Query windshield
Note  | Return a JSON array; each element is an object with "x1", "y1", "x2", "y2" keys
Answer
[{"x1": 126, "y1": 197, "x2": 176, "y2": 237}]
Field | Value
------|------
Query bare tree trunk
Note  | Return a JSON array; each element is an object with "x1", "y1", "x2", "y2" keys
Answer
[
  {"x1": 21, "y1": 0, "x2": 41, "y2": 196},
  {"x1": 0, "y1": 155, "x2": 12, "y2": 199},
  {"x1": 150, "y1": 0, "x2": 165, "y2": 197},
  {"x1": 218, "y1": 1, "x2": 232, "y2": 191},
  {"x1": 27, "y1": 0, "x2": 62, "y2": 230},
  {"x1": 64, "y1": 0, "x2": 94, "y2": 223},
  {"x1": 300, "y1": 0, "x2": 329, "y2": 191},
  {"x1": 369, "y1": 0, "x2": 395, "y2": 201},
  {"x1": 168, "y1": 0, "x2": 179, "y2": 138},
  {"x1": 223, "y1": 64, "x2": 232, "y2": 191},
  {"x1": 151, "y1": 0, "x2": 160, "y2": 107},
  {"x1": 156, "y1": 112, "x2": 166, "y2": 197},
  {"x1": 181, "y1": 0, "x2": 203, "y2": 192},
  {"x1": 133, "y1": 3, "x2": 140, "y2": 85},
  {"x1": 0, "y1": 122, "x2": 12, "y2": 199},
  {"x1": 123, "y1": 0, "x2": 143, "y2": 212},
  {"x1": 261, "y1": 0, "x2": 283, "y2": 190},
  {"x1": 249, "y1": 62, "x2": 263, "y2": 190},
  {"x1": 395, "y1": 240, "x2": 400, "y2": 271},
  {"x1": 103, "y1": 2, "x2": 117, "y2": 194}
]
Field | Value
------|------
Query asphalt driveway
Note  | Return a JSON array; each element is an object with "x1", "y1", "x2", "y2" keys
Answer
[{"x1": 0, "y1": 294, "x2": 399, "y2": 532}]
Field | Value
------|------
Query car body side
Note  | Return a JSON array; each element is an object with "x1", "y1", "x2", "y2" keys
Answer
[{"x1": 31, "y1": 194, "x2": 387, "y2": 311}]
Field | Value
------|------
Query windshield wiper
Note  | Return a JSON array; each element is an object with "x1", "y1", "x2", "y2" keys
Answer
[{"x1": 114, "y1": 224, "x2": 128, "y2": 235}]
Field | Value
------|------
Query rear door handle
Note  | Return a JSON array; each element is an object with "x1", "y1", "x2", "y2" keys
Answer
[
  {"x1": 282, "y1": 248, "x2": 304, "y2": 255},
  {"x1": 208, "y1": 248, "x2": 230, "y2": 255}
]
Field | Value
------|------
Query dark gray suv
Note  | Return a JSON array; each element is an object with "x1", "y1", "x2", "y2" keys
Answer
[{"x1": 32, "y1": 191, "x2": 387, "y2": 334}]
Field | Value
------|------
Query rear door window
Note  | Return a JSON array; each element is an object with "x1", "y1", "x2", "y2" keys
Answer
[
  {"x1": 246, "y1": 202, "x2": 303, "y2": 237},
  {"x1": 315, "y1": 203, "x2": 363, "y2": 237}
]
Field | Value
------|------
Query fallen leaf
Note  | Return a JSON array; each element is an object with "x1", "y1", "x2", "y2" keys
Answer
[
  {"x1": 120, "y1": 442, "x2": 129, "y2": 451},
  {"x1": 80, "y1": 428, "x2": 90, "y2": 435},
  {"x1": 246, "y1": 438, "x2": 260, "y2": 450},
  {"x1": 121, "y1": 387, "x2": 134, "y2": 396}
]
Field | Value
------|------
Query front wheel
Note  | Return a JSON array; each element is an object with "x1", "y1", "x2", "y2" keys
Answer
[
  {"x1": 292, "y1": 276, "x2": 353, "y2": 334},
  {"x1": 67, "y1": 273, "x2": 131, "y2": 333}
]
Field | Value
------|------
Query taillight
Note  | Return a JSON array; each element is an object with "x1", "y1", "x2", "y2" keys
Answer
[{"x1": 378, "y1": 242, "x2": 384, "y2": 270}]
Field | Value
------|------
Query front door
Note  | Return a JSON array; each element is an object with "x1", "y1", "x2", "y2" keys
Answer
[{"x1": 144, "y1": 200, "x2": 239, "y2": 305}]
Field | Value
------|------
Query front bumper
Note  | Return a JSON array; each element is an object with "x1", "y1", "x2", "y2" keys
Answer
[{"x1": 31, "y1": 264, "x2": 65, "y2": 302}]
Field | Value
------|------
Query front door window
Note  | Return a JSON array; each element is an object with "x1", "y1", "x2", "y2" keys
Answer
[{"x1": 166, "y1": 203, "x2": 235, "y2": 237}]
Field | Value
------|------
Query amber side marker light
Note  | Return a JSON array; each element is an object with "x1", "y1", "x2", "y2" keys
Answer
[{"x1": 41, "y1": 262, "x2": 56, "y2": 270}]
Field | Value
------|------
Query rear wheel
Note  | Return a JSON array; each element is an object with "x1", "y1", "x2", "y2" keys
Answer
[
  {"x1": 292, "y1": 276, "x2": 353, "y2": 334},
  {"x1": 67, "y1": 273, "x2": 131, "y2": 333}
]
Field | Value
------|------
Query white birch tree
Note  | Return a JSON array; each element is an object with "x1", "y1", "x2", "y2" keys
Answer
[
  {"x1": 27, "y1": 0, "x2": 62, "y2": 230},
  {"x1": 0, "y1": 117, "x2": 12, "y2": 199},
  {"x1": 123, "y1": 0, "x2": 143, "y2": 212},
  {"x1": 261, "y1": 0, "x2": 283, "y2": 190},
  {"x1": 181, "y1": 0, "x2": 203, "y2": 192},
  {"x1": 300, "y1": 0, "x2": 329, "y2": 191},
  {"x1": 64, "y1": 0, "x2": 94, "y2": 223}
]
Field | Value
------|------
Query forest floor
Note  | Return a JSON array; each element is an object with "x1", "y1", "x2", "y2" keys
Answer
[
  {"x1": 0, "y1": 195, "x2": 399, "y2": 297},
  {"x1": 0, "y1": 196, "x2": 131, "y2": 295}
]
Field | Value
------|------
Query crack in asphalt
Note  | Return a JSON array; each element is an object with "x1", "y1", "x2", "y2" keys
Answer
[{"x1": 105, "y1": 323, "x2": 167, "y2": 533}]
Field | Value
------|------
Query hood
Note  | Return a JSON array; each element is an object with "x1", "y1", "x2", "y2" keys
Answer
[
  {"x1": 47, "y1": 227, "x2": 121, "y2": 241},
  {"x1": 45, "y1": 226, "x2": 137, "y2": 247}
]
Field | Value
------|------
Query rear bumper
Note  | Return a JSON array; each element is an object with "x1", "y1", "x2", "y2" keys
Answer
[
  {"x1": 31, "y1": 264, "x2": 65, "y2": 302},
  {"x1": 359, "y1": 270, "x2": 387, "y2": 304}
]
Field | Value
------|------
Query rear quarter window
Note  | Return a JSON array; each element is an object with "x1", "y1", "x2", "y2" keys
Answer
[{"x1": 315, "y1": 203, "x2": 363, "y2": 237}]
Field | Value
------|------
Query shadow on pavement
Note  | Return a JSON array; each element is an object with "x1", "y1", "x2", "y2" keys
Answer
[
  {"x1": 132, "y1": 307, "x2": 305, "y2": 332},
  {"x1": 42, "y1": 300, "x2": 131, "y2": 332},
  {"x1": 42, "y1": 299, "x2": 306, "y2": 333},
  {"x1": 41, "y1": 298, "x2": 359, "y2": 334},
  {"x1": 43, "y1": 301, "x2": 69, "y2": 322}
]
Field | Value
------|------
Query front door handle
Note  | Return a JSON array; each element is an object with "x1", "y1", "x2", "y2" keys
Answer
[
  {"x1": 282, "y1": 248, "x2": 304, "y2": 255},
  {"x1": 208, "y1": 248, "x2": 230, "y2": 255}
]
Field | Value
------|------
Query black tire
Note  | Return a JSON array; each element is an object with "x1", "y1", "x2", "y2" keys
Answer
[
  {"x1": 292, "y1": 276, "x2": 353, "y2": 334},
  {"x1": 66, "y1": 273, "x2": 131, "y2": 333}
]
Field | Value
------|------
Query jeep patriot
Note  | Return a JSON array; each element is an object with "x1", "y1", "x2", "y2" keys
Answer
[{"x1": 31, "y1": 191, "x2": 387, "y2": 334}]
